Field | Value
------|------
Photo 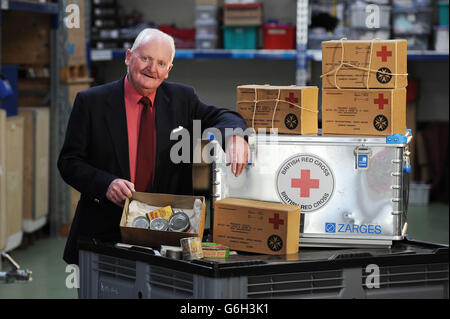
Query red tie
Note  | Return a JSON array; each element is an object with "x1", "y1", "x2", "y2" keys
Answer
[{"x1": 135, "y1": 96, "x2": 155, "y2": 192}]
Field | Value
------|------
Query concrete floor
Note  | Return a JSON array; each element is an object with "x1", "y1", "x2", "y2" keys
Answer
[{"x1": 0, "y1": 202, "x2": 448, "y2": 299}]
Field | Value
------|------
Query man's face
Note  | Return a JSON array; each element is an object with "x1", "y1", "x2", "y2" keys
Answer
[{"x1": 125, "y1": 37, "x2": 173, "y2": 96}]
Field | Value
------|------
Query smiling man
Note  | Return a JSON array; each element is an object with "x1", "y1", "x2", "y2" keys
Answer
[{"x1": 58, "y1": 28, "x2": 249, "y2": 266}]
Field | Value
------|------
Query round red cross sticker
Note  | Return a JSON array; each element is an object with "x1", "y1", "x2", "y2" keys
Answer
[{"x1": 276, "y1": 154, "x2": 334, "y2": 213}]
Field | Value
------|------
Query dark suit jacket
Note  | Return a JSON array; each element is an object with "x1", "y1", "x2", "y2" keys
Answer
[{"x1": 58, "y1": 78, "x2": 247, "y2": 265}]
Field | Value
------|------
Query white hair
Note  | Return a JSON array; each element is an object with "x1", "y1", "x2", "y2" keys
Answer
[{"x1": 130, "y1": 28, "x2": 176, "y2": 65}]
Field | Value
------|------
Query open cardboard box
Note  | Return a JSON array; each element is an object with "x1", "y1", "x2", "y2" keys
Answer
[{"x1": 120, "y1": 192, "x2": 206, "y2": 248}]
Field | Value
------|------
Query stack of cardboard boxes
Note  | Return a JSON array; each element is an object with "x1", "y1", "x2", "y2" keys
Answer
[
  {"x1": 18, "y1": 107, "x2": 50, "y2": 233},
  {"x1": 3, "y1": 113, "x2": 25, "y2": 251},
  {"x1": 223, "y1": 1, "x2": 263, "y2": 49},
  {"x1": 321, "y1": 39, "x2": 408, "y2": 136},
  {"x1": 216, "y1": 39, "x2": 409, "y2": 256},
  {"x1": 0, "y1": 110, "x2": 7, "y2": 253},
  {"x1": 216, "y1": 80, "x2": 320, "y2": 256},
  {"x1": 0, "y1": 8, "x2": 54, "y2": 249}
]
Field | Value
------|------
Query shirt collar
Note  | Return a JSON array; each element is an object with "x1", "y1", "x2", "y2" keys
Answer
[{"x1": 124, "y1": 74, "x2": 157, "y2": 106}]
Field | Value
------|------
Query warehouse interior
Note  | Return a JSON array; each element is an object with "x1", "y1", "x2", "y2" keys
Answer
[{"x1": 0, "y1": 0, "x2": 448, "y2": 299}]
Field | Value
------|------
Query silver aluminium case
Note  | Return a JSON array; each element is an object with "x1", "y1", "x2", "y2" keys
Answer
[{"x1": 211, "y1": 133, "x2": 410, "y2": 248}]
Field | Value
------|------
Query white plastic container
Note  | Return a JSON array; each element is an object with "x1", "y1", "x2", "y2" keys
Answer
[
  {"x1": 195, "y1": 19, "x2": 218, "y2": 37},
  {"x1": 409, "y1": 183, "x2": 431, "y2": 206},
  {"x1": 195, "y1": 5, "x2": 218, "y2": 21},
  {"x1": 434, "y1": 26, "x2": 449, "y2": 52}
]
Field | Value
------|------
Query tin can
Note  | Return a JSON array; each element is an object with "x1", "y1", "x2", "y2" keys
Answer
[
  {"x1": 166, "y1": 249, "x2": 183, "y2": 260},
  {"x1": 180, "y1": 237, "x2": 203, "y2": 260},
  {"x1": 168, "y1": 212, "x2": 191, "y2": 232},
  {"x1": 150, "y1": 217, "x2": 169, "y2": 231},
  {"x1": 131, "y1": 216, "x2": 150, "y2": 229},
  {"x1": 172, "y1": 208, "x2": 184, "y2": 214}
]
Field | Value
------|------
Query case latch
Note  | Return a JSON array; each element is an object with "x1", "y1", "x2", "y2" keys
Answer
[{"x1": 354, "y1": 146, "x2": 372, "y2": 170}]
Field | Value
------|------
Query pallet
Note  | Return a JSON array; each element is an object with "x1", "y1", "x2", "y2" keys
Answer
[{"x1": 59, "y1": 64, "x2": 88, "y2": 83}]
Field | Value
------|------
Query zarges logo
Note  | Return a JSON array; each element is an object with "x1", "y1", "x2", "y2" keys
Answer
[{"x1": 325, "y1": 222, "x2": 382, "y2": 234}]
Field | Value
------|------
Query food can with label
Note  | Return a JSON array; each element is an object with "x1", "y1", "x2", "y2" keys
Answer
[
  {"x1": 180, "y1": 237, "x2": 203, "y2": 260},
  {"x1": 168, "y1": 212, "x2": 191, "y2": 232},
  {"x1": 150, "y1": 217, "x2": 169, "y2": 231},
  {"x1": 131, "y1": 216, "x2": 150, "y2": 229},
  {"x1": 147, "y1": 205, "x2": 173, "y2": 221}
]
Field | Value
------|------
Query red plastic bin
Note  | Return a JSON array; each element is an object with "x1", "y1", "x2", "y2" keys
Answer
[{"x1": 263, "y1": 24, "x2": 295, "y2": 50}]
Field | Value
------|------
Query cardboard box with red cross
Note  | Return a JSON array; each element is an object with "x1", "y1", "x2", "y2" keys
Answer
[
  {"x1": 213, "y1": 198, "x2": 301, "y2": 255},
  {"x1": 237, "y1": 85, "x2": 319, "y2": 135},
  {"x1": 321, "y1": 88, "x2": 407, "y2": 136},
  {"x1": 321, "y1": 39, "x2": 408, "y2": 89}
]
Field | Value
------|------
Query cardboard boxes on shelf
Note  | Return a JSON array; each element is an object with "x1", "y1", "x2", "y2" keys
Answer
[
  {"x1": 5, "y1": 116, "x2": 24, "y2": 251},
  {"x1": 237, "y1": 85, "x2": 319, "y2": 135},
  {"x1": 322, "y1": 88, "x2": 406, "y2": 136},
  {"x1": 67, "y1": 0, "x2": 87, "y2": 66},
  {"x1": 0, "y1": 110, "x2": 7, "y2": 252},
  {"x1": 321, "y1": 39, "x2": 408, "y2": 89},
  {"x1": 1, "y1": 11, "x2": 50, "y2": 65},
  {"x1": 223, "y1": 2, "x2": 262, "y2": 49},
  {"x1": 18, "y1": 107, "x2": 50, "y2": 231},
  {"x1": 223, "y1": 3, "x2": 263, "y2": 26},
  {"x1": 213, "y1": 198, "x2": 301, "y2": 255}
]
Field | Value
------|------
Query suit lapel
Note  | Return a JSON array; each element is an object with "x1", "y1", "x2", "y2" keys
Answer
[
  {"x1": 105, "y1": 78, "x2": 131, "y2": 180},
  {"x1": 153, "y1": 82, "x2": 172, "y2": 189}
]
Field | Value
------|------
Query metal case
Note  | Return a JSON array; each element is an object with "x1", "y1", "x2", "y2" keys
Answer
[{"x1": 212, "y1": 133, "x2": 411, "y2": 248}]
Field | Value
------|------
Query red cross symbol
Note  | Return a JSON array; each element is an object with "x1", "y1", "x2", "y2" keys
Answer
[
  {"x1": 291, "y1": 170, "x2": 320, "y2": 198},
  {"x1": 285, "y1": 92, "x2": 298, "y2": 109},
  {"x1": 374, "y1": 93, "x2": 389, "y2": 110},
  {"x1": 269, "y1": 213, "x2": 284, "y2": 230},
  {"x1": 376, "y1": 46, "x2": 392, "y2": 62}
]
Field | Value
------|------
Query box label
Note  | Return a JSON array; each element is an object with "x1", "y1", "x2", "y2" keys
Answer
[
  {"x1": 322, "y1": 89, "x2": 406, "y2": 136},
  {"x1": 276, "y1": 154, "x2": 334, "y2": 213},
  {"x1": 215, "y1": 210, "x2": 285, "y2": 252}
]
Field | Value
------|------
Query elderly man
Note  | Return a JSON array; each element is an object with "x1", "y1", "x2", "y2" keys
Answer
[{"x1": 58, "y1": 28, "x2": 249, "y2": 265}]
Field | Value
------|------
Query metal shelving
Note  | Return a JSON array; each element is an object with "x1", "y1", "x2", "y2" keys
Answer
[
  {"x1": 1, "y1": 0, "x2": 58, "y2": 14},
  {"x1": 307, "y1": 49, "x2": 449, "y2": 62},
  {"x1": 0, "y1": 0, "x2": 83, "y2": 239},
  {"x1": 91, "y1": 48, "x2": 298, "y2": 61},
  {"x1": 88, "y1": 0, "x2": 448, "y2": 86},
  {"x1": 91, "y1": 48, "x2": 449, "y2": 62}
]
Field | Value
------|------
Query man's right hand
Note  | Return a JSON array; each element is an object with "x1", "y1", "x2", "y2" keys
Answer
[{"x1": 106, "y1": 178, "x2": 135, "y2": 207}]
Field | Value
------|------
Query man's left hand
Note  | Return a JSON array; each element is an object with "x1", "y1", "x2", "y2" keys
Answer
[{"x1": 226, "y1": 135, "x2": 249, "y2": 177}]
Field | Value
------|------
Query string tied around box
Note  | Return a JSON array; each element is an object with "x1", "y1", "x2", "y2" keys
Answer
[
  {"x1": 320, "y1": 38, "x2": 408, "y2": 90},
  {"x1": 237, "y1": 86, "x2": 318, "y2": 130}
]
